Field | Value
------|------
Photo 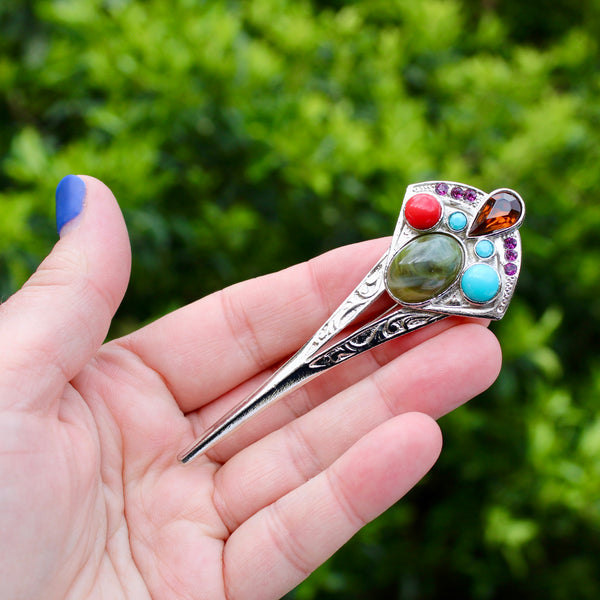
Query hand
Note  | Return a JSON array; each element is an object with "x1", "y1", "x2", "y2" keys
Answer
[{"x1": 0, "y1": 176, "x2": 501, "y2": 599}]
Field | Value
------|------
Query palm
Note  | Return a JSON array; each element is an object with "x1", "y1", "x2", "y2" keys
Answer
[
  {"x1": 0, "y1": 177, "x2": 501, "y2": 600},
  {"x1": 68, "y1": 346, "x2": 226, "y2": 599}
]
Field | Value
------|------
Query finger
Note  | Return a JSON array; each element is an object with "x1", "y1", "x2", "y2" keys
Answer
[
  {"x1": 213, "y1": 323, "x2": 501, "y2": 529},
  {"x1": 120, "y1": 238, "x2": 390, "y2": 412},
  {"x1": 194, "y1": 316, "x2": 480, "y2": 463},
  {"x1": 223, "y1": 412, "x2": 442, "y2": 600},
  {"x1": 0, "y1": 175, "x2": 131, "y2": 411}
]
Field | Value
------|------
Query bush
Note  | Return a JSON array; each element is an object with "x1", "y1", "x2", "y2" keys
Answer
[{"x1": 2, "y1": 0, "x2": 600, "y2": 597}]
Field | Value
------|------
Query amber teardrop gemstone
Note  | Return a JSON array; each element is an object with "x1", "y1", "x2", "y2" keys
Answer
[
  {"x1": 386, "y1": 234, "x2": 464, "y2": 304},
  {"x1": 468, "y1": 191, "x2": 523, "y2": 237}
]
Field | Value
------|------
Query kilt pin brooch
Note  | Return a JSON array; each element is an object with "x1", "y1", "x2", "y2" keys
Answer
[{"x1": 179, "y1": 181, "x2": 525, "y2": 464}]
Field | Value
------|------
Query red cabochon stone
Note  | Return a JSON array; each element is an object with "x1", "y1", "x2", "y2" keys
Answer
[{"x1": 404, "y1": 193, "x2": 442, "y2": 230}]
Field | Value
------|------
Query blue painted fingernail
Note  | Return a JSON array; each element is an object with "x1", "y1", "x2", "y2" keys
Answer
[{"x1": 55, "y1": 175, "x2": 86, "y2": 234}]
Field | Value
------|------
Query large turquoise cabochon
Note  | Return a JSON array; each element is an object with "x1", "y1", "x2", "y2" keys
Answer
[
  {"x1": 386, "y1": 234, "x2": 464, "y2": 304},
  {"x1": 460, "y1": 264, "x2": 500, "y2": 303}
]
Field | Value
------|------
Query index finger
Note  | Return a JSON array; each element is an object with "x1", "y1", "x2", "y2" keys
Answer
[{"x1": 119, "y1": 238, "x2": 389, "y2": 413}]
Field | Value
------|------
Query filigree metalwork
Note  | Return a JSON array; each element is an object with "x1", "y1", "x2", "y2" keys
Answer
[
  {"x1": 308, "y1": 310, "x2": 443, "y2": 370},
  {"x1": 308, "y1": 256, "x2": 387, "y2": 351}
]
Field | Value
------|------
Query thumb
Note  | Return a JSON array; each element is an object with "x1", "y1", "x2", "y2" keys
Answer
[{"x1": 0, "y1": 175, "x2": 131, "y2": 411}]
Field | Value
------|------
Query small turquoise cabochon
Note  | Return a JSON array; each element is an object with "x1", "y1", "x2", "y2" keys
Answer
[
  {"x1": 56, "y1": 175, "x2": 86, "y2": 233},
  {"x1": 460, "y1": 264, "x2": 500, "y2": 303},
  {"x1": 448, "y1": 211, "x2": 467, "y2": 231},
  {"x1": 475, "y1": 239, "x2": 495, "y2": 258}
]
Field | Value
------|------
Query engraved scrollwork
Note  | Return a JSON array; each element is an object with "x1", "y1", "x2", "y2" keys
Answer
[
  {"x1": 309, "y1": 259, "x2": 387, "y2": 349},
  {"x1": 308, "y1": 311, "x2": 443, "y2": 369}
]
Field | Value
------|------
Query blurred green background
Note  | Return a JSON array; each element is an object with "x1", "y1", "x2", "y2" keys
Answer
[{"x1": 2, "y1": 0, "x2": 600, "y2": 597}]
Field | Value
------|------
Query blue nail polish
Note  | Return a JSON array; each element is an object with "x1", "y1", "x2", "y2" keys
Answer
[{"x1": 55, "y1": 175, "x2": 86, "y2": 233}]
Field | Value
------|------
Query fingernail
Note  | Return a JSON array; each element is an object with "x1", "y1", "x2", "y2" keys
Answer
[{"x1": 55, "y1": 175, "x2": 86, "y2": 234}]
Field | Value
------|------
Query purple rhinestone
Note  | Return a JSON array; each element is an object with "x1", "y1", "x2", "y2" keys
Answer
[
  {"x1": 504, "y1": 237, "x2": 517, "y2": 249},
  {"x1": 435, "y1": 182, "x2": 449, "y2": 196},
  {"x1": 505, "y1": 249, "x2": 518, "y2": 261},
  {"x1": 464, "y1": 188, "x2": 477, "y2": 202},
  {"x1": 504, "y1": 263, "x2": 518, "y2": 276},
  {"x1": 451, "y1": 186, "x2": 464, "y2": 200}
]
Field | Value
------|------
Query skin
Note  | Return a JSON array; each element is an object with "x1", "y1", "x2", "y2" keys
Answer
[{"x1": 0, "y1": 177, "x2": 502, "y2": 599}]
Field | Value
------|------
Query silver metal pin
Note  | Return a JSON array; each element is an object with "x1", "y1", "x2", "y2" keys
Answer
[{"x1": 178, "y1": 181, "x2": 524, "y2": 463}]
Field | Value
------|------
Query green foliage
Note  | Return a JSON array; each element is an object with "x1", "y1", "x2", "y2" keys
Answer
[{"x1": 2, "y1": 0, "x2": 600, "y2": 597}]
